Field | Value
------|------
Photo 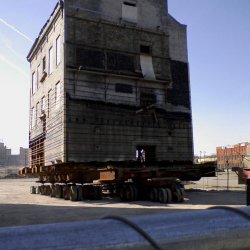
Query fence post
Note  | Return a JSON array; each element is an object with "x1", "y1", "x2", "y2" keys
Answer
[{"x1": 247, "y1": 179, "x2": 250, "y2": 206}]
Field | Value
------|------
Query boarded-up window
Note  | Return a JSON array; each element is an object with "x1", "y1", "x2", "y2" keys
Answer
[
  {"x1": 37, "y1": 65, "x2": 40, "y2": 89},
  {"x1": 107, "y1": 52, "x2": 135, "y2": 72},
  {"x1": 48, "y1": 90, "x2": 52, "y2": 117},
  {"x1": 76, "y1": 48, "x2": 105, "y2": 69},
  {"x1": 36, "y1": 102, "x2": 39, "y2": 124},
  {"x1": 122, "y1": 2, "x2": 137, "y2": 23},
  {"x1": 41, "y1": 96, "x2": 46, "y2": 112},
  {"x1": 55, "y1": 82, "x2": 61, "y2": 109},
  {"x1": 42, "y1": 57, "x2": 46, "y2": 73},
  {"x1": 115, "y1": 84, "x2": 133, "y2": 94},
  {"x1": 56, "y1": 35, "x2": 61, "y2": 65},
  {"x1": 49, "y1": 47, "x2": 53, "y2": 74},
  {"x1": 140, "y1": 55, "x2": 155, "y2": 80},
  {"x1": 32, "y1": 71, "x2": 37, "y2": 94},
  {"x1": 31, "y1": 107, "x2": 35, "y2": 128}
]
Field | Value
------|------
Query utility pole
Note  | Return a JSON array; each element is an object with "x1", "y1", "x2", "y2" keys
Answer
[{"x1": 225, "y1": 146, "x2": 229, "y2": 191}]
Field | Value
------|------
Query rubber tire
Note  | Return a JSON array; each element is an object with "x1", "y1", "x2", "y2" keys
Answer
[
  {"x1": 124, "y1": 184, "x2": 135, "y2": 201},
  {"x1": 55, "y1": 185, "x2": 63, "y2": 198},
  {"x1": 179, "y1": 188, "x2": 185, "y2": 202},
  {"x1": 63, "y1": 185, "x2": 70, "y2": 200},
  {"x1": 165, "y1": 188, "x2": 172, "y2": 203},
  {"x1": 131, "y1": 184, "x2": 138, "y2": 201},
  {"x1": 45, "y1": 185, "x2": 52, "y2": 196},
  {"x1": 149, "y1": 188, "x2": 158, "y2": 202},
  {"x1": 77, "y1": 186, "x2": 83, "y2": 201},
  {"x1": 30, "y1": 186, "x2": 36, "y2": 194},
  {"x1": 119, "y1": 184, "x2": 127, "y2": 201},
  {"x1": 70, "y1": 185, "x2": 78, "y2": 201},
  {"x1": 50, "y1": 185, "x2": 56, "y2": 197},
  {"x1": 172, "y1": 188, "x2": 182, "y2": 203},
  {"x1": 158, "y1": 188, "x2": 168, "y2": 203}
]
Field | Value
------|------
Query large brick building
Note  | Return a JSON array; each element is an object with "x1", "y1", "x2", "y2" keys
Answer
[
  {"x1": 216, "y1": 143, "x2": 248, "y2": 170},
  {"x1": 27, "y1": 0, "x2": 193, "y2": 168}
]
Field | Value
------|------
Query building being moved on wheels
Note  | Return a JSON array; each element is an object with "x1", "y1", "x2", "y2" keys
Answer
[
  {"x1": 23, "y1": 0, "x2": 212, "y2": 202},
  {"x1": 27, "y1": 0, "x2": 193, "y2": 167}
]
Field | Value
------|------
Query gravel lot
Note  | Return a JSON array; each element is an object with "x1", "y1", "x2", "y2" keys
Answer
[{"x1": 0, "y1": 172, "x2": 247, "y2": 228}]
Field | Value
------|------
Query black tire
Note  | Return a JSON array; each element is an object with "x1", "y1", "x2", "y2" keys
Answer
[
  {"x1": 158, "y1": 188, "x2": 168, "y2": 203},
  {"x1": 55, "y1": 185, "x2": 63, "y2": 198},
  {"x1": 131, "y1": 184, "x2": 138, "y2": 201},
  {"x1": 172, "y1": 188, "x2": 182, "y2": 203},
  {"x1": 94, "y1": 186, "x2": 102, "y2": 200},
  {"x1": 51, "y1": 185, "x2": 56, "y2": 197},
  {"x1": 149, "y1": 188, "x2": 158, "y2": 202},
  {"x1": 63, "y1": 185, "x2": 70, "y2": 200},
  {"x1": 30, "y1": 186, "x2": 36, "y2": 194},
  {"x1": 70, "y1": 185, "x2": 78, "y2": 201},
  {"x1": 124, "y1": 184, "x2": 135, "y2": 201},
  {"x1": 165, "y1": 188, "x2": 172, "y2": 203},
  {"x1": 45, "y1": 185, "x2": 52, "y2": 196},
  {"x1": 119, "y1": 184, "x2": 126, "y2": 201},
  {"x1": 179, "y1": 188, "x2": 185, "y2": 202},
  {"x1": 77, "y1": 186, "x2": 83, "y2": 201}
]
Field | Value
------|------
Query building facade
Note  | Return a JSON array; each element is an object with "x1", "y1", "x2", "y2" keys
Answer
[
  {"x1": 0, "y1": 143, "x2": 29, "y2": 167},
  {"x1": 27, "y1": 0, "x2": 193, "y2": 168},
  {"x1": 216, "y1": 143, "x2": 248, "y2": 170}
]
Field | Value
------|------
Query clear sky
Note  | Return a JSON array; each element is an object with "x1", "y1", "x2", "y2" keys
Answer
[{"x1": 0, "y1": 0, "x2": 249, "y2": 156}]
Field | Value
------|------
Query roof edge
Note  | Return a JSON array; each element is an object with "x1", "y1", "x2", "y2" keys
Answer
[{"x1": 27, "y1": 0, "x2": 64, "y2": 62}]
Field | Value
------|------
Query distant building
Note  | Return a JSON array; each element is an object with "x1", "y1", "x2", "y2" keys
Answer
[
  {"x1": 0, "y1": 142, "x2": 29, "y2": 167},
  {"x1": 0, "y1": 143, "x2": 8, "y2": 167},
  {"x1": 216, "y1": 143, "x2": 248, "y2": 170},
  {"x1": 194, "y1": 155, "x2": 217, "y2": 164}
]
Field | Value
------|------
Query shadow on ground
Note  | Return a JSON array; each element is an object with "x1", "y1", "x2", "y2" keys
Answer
[
  {"x1": 0, "y1": 190, "x2": 247, "y2": 228},
  {"x1": 0, "y1": 203, "x2": 187, "y2": 228}
]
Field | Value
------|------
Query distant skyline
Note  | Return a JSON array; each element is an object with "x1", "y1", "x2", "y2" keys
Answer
[{"x1": 0, "y1": 0, "x2": 250, "y2": 155}]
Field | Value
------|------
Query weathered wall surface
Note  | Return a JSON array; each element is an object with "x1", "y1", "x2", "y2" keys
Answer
[
  {"x1": 28, "y1": 4, "x2": 65, "y2": 166},
  {"x1": 28, "y1": 0, "x2": 194, "y2": 166},
  {"x1": 66, "y1": 99, "x2": 193, "y2": 162},
  {"x1": 64, "y1": 0, "x2": 193, "y2": 162},
  {"x1": 65, "y1": 0, "x2": 168, "y2": 31},
  {"x1": 168, "y1": 15, "x2": 188, "y2": 63}
]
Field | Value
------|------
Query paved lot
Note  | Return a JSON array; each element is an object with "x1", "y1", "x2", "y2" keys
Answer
[{"x1": 0, "y1": 173, "x2": 247, "y2": 228}]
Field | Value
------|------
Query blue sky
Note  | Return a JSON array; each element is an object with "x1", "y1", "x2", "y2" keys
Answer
[{"x1": 0, "y1": 0, "x2": 249, "y2": 155}]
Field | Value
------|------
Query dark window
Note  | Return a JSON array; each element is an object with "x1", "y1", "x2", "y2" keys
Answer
[
  {"x1": 115, "y1": 84, "x2": 133, "y2": 94},
  {"x1": 140, "y1": 45, "x2": 151, "y2": 54},
  {"x1": 42, "y1": 57, "x2": 46, "y2": 73},
  {"x1": 76, "y1": 48, "x2": 105, "y2": 69},
  {"x1": 124, "y1": 2, "x2": 136, "y2": 7},
  {"x1": 107, "y1": 52, "x2": 135, "y2": 72},
  {"x1": 140, "y1": 92, "x2": 156, "y2": 107}
]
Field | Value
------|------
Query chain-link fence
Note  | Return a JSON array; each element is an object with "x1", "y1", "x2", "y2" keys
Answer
[{"x1": 185, "y1": 171, "x2": 246, "y2": 191}]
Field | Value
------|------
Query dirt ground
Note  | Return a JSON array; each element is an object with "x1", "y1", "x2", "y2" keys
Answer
[{"x1": 0, "y1": 172, "x2": 247, "y2": 228}]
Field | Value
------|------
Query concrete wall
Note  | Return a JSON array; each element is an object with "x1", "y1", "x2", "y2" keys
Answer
[
  {"x1": 65, "y1": 0, "x2": 168, "y2": 31},
  {"x1": 28, "y1": 0, "x2": 194, "y2": 165},
  {"x1": 63, "y1": 0, "x2": 193, "y2": 162},
  {"x1": 168, "y1": 15, "x2": 188, "y2": 63}
]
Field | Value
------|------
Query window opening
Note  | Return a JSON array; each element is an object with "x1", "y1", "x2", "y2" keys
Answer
[{"x1": 140, "y1": 45, "x2": 151, "y2": 54}]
